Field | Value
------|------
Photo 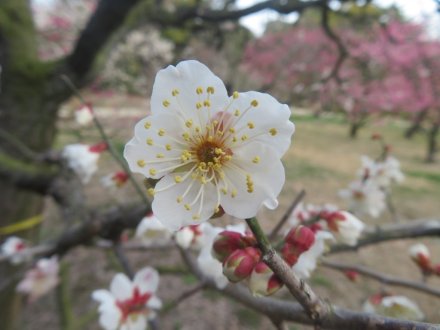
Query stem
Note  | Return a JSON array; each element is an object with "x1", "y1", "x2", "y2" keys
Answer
[
  {"x1": 113, "y1": 243, "x2": 134, "y2": 279},
  {"x1": 60, "y1": 75, "x2": 150, "y2": 206}
]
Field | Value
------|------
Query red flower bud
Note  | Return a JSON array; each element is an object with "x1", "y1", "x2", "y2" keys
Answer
[
  {"x1": 89, "y1": 142, "x2": 108, "y2": 153},
  {"x1": 223, "y1": 247, "x2": 261, "y2": 282},
  {"x1": 344, "y1": 270, "x2": 359, "y2": 282},
  {"x1": 285, "y1": 225, "x2": 315, "y2": 252},
  {"x1": 212, "y1": 231, "x2": 251, "y2": 263}
]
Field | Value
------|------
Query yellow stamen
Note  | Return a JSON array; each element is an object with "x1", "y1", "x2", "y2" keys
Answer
[
  {"x1": 196, "y1": 87, "x2": 203, "y2": 95},
  {"x1": 163, "y1": 100, "x2": 170, "y2": 107},
  {"x1": 172, "y1": 89, "x2": 179, "y2": 96},
  {"x1": 147, "y1": 138, "x2": 154, "y2": 146},
  {"x1": 251, "y1": 100, "x2": 258, "y2": 107},
  {"x1": 137, "y1": 160, "x2": 146, "y2": 167},
  {"x1": 148, "y1": 188, "x2": 155, "y2": 196},
  {"x1": 149, "y1": 168, "x2": 157, "y2": 176},
  {"x1": 165, "y1": 144, "x2": 172, "y2": 151},
  {"x1": 207, "y1": 86, "x2": 215, "y2": 94},
  {"x1": 269, "y1": 128, "x2": 278, "y2": 136},
  {"x1": 247, "y1": 122, "x2": 255, "y2": 129},
  {"x1": 158, "y1": 128, "x2": 165, "y2": 136},
  {"x1": 144, "y1": 121, "x2": 151, "y2": 129},
  {"x1": 233, "y1": 91, "x2": 239, "y2": 99},
  {"x1": 252, "y1": 156, "x2": 260, "y2": 164},
  {"x1": 174, "y1": 175, "x2": 183, "y2": 183}
]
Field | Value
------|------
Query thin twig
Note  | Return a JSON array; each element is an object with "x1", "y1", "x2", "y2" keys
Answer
[
  {"x1": 161, "y1": 282, "x2": 206, "y2": 315},
  {"x1": 113, "y1": 243, "x2": 134, "y2": 279},
  {"x1": 269, "y1": 189, "x2": 306, "y2": 240},
  {"x1": 60, "y1": 75, "x2": 150, "y2": 206},
  {"x1": 322, "y1": 259, "x2": 440, "y2": 298}
]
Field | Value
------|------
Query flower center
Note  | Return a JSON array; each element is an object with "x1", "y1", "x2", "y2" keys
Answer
[
  {"x1": 116, "y1": 287, "x2": 151, "y2": 322},
  {"x1": 193, "y1": 140, "x2": 232, "y2": 169}
]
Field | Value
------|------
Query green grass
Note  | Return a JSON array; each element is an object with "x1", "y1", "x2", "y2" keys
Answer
[{"x1": 406, "y1": 170, "x2": 440, "y2": 183}]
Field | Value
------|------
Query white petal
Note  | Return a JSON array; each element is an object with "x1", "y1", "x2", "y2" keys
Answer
[
  {"x1": 98, "y1": 309, "x2": 121, "y2": 330},
  {"x1": 151, "y1": 60, "x2": 229, "y2": 125},
  {"x1": 133, "y1": 267, "x2": 159, "y2": 294},
  {"x1": 152, "y1": 173, "x2": 218, "y2": 231},
  {"x1": 110, "y1": 274, "x2": 133, "y2": 301},
  {"x1": 220, "y1": 142, "x2": 285, "y2": 219},
  {"x1": 225, "y1": 91, "x2": 294, "y2": 157},
  {"x1": 124, "y1": 113, "x2": 186, "y2": 179},
  {"x1": 147, "y1": 295, "x2": 163, "y2": 310},
  {"x1": 92, "y1": 289, "x2": 114, "y2": 304}
]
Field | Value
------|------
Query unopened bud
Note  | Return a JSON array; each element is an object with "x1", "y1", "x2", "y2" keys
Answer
[
  {"x1": 212, "y1": 231, "x2": 251, "y2": 263},
  {"x1": 285, "y1": 225, "x2": 315, "y2": 252},
  {"x1": 223, "y1": 247, "x2": 261, "y2": 282}
]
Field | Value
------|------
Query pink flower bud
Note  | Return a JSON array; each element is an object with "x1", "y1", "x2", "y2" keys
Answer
[
  {"x1": 248, "y1": 262, "x2": 283, "y2": 296},
  {"x1": 212, "y1": 231, "x2": 252, "y2": 263},
  {"x1": 344, "y1": 270, "x2": 360, "y2": 282},
  {"x1": 223, "y1": 247, "x2": 261, "y2": 282},
  {"x1": 285, "y1": 225, "x2": 315, "y2": 252},
  {"x1": 89, "y1": 142, "x2": 108, "y2": 153}
]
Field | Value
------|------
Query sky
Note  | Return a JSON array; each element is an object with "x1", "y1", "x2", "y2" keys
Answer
[{"x1": 236, "y1": 0, "x2": 440, "y2": 36}]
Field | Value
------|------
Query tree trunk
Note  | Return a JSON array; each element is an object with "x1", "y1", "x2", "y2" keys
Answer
[
  {"x1": 425, "y1": 122, "x2": 439, "y2": 163},
  {"x1": 349, "y1": 121, "x2": 362, "y2": 139},
  {"x1": 404, "y1": 108, "x2": 428, "y2": 139}
]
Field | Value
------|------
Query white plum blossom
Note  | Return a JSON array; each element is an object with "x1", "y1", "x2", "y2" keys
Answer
[
  {"x1": 339, "y1": 180, "x2": 386, "y2": 218},
  {"x1": 358, "y1": 155, "x2": 404, "y2": 188},
  {"x1": 1, "y1": 236, "x2": 28, "y2": 265},
  {"x1": 321, "y1": 211, "x2": 365, "y2": 246},
  {"x1": 62, "y1": 142, "x2": 107, "y2": 184},
  {"x1": 174, "y1": 225, "x2": 205, "y2": 249},
  {"x1": 124, "y1": 60, "x2": 294, "y2": 230},
  {"x1": 74, "y1": 104, "x2": 94, "y2": 126},
  {"x1": 16, "y1": 256, "x2": 59, "y2": 302},
  {"x1": 135, "y1": 213, "x2": 172, "y2": 244},
  {"x1": 292, "y1": 231, "x2": 334, "y2": 278},
  {"x1": 363, "y1": 295, "x2": 424, "y2": 321},
  {"x1": 92, "y1": 267, "x2": 162, "y2": 330}
]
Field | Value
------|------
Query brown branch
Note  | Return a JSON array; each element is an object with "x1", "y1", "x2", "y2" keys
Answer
[
  {"x1": 329, "y1": 219, "x2": 440, "y2": 253},
  {"x1": 178, "y1": 239, "x2": 438, "y2": 329},
  {"x1": 113, "y1": 243, "x2": 135, "y2": 278},
  {"x1": 322, "y1": 259, "x2": 440, "y2": 298},
  {"x1": 269, "y1": 189, "x2": 306, "y2": 240},
  {"x1": 44, "y1": 202, "x2": 150, "y2": 257},
  {"x1": 320, "y1": 1, "x2": 349, "y2": 84},
  {"x1": 160, "y1": 282, "x2": 206, "y2": 315}
]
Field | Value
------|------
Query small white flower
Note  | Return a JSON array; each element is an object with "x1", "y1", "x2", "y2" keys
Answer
[
  {"x1": 1, "y1": 236, "x2": 28, "y2": 265},
  {"x1": 92, "y1": 267, "x2": 162, "y2": 330},
  {"x1": 74, "y1": 104, "x2": 94, "y2": 126},
  {"x1": 124, "y1": 60, "x2": 294, "y2": 230},
  {"x1": 135, "y1": 213, "x2": 172, "y2": 244},
  {"x1": 339, "y1": 180, "x2": 386, "y2": 218},
  {"x1": 16, "y1": 256, "x2": 59, "y2": 302},
  {"x1": 321, "y1": 211, "x2": 365, "y2": 246},
  {"x1": 358, "y1": 156, "x2": 404, "y2": 189},
  {"x1": 363, "y1": 295, "x2": 424, "y2": 321},
  {"x1": 62, "y1": 143, "x2": 107, "y2": 184},
  {"x1": 292, "y1": 231, "x2": 334, "y2": 278}
]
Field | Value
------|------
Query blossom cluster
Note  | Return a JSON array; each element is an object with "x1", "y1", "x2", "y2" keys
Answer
[{"x1": 339, "y1": 137, "x2": 404, "y2": 218}]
